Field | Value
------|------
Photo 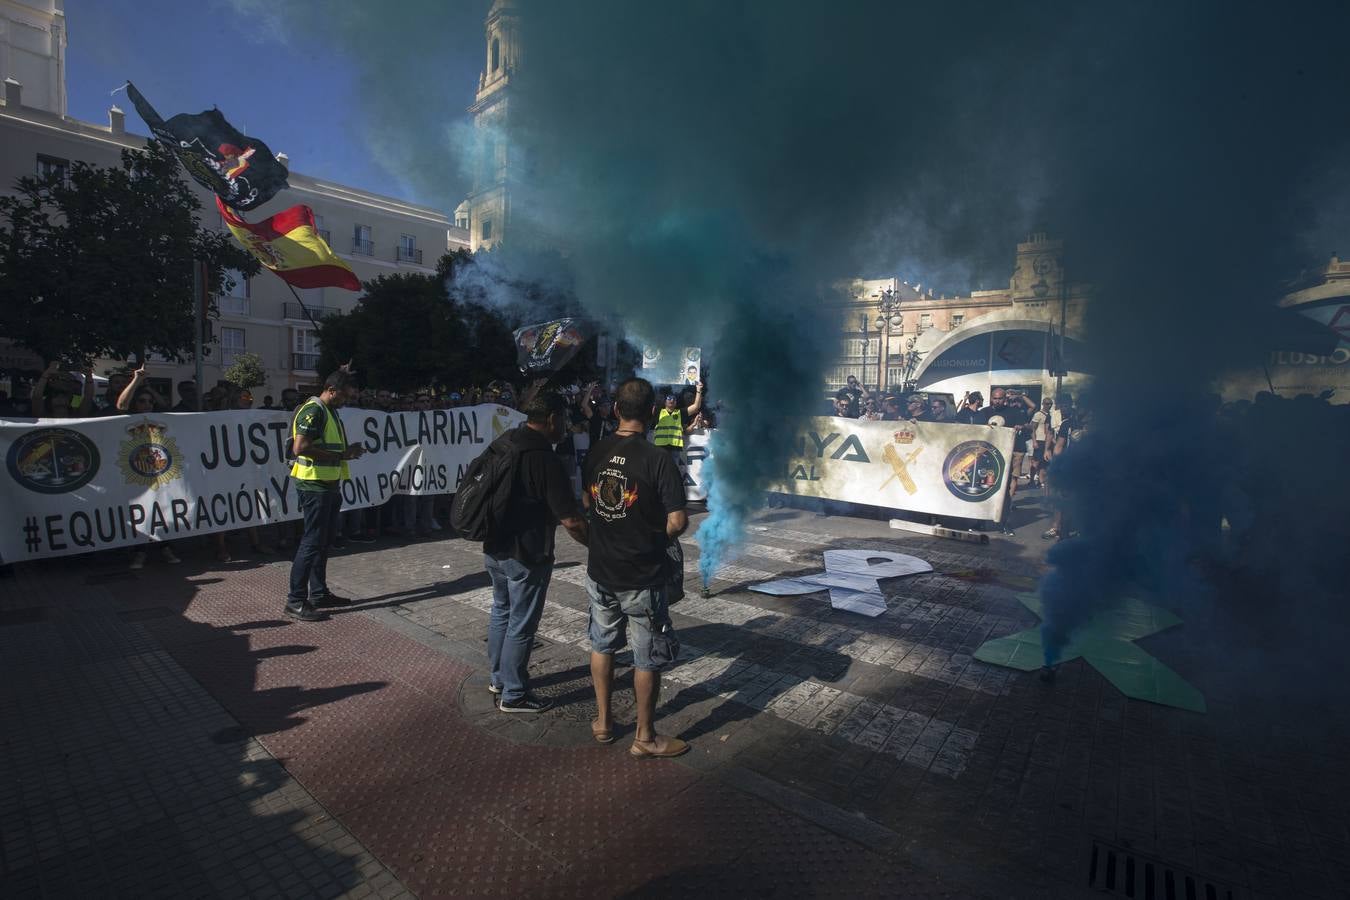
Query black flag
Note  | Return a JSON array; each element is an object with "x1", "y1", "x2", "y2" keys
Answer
[
  {"x1": 126, "y1": 82, "x2": 289, "y2": 212},
  {"x1": 512, "y1": 317, "x2": 590, "y2": 375}
]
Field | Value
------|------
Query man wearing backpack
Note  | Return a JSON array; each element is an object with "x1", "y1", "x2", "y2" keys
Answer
[{"x1": 480, "y1": 392, "x2": 588, "y2": 713}]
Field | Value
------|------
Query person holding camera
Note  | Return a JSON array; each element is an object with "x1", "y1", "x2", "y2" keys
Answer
[{"x1": 285, "y1": 370, "x2": 366, "y2": 621}]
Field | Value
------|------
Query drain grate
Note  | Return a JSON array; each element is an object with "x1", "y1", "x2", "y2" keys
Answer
[
  {"x1": 0, "y1": 607, "x2": 48, "y2": 627},
  {"x1": 1089, "y1": 840, "x2": 1247, "y2": 900}
]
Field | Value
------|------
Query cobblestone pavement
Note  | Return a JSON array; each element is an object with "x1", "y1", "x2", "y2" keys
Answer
[{"x1": 2, "y1": 497, "x2": 1346, "y2": 898}]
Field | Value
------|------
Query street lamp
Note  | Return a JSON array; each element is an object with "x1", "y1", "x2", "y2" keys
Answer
[
  {"x1": 857, "y1": 313, "x2": 870, "y2": 390},
  {"x1": 899, "y1": 335, "x2": 923, "y2": 393},
  {"x1": 875, "y1": 288, "x2": 904, "y2": 393}
]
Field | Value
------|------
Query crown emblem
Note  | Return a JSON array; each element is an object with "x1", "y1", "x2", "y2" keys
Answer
[{"x1": 892, "y1": 429, "x2": 916, "y2": 445}]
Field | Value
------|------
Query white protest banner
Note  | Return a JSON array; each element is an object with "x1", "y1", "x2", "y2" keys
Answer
[
  {"x1": 0, "y1": 404, "x2": 523, "y2": 561},
  {"x1": 676, "y1": 428, "x2": 710, "y2": 501},
  {"x1": 768, "y1": 416, "x2": 1015, "y2": 521}
]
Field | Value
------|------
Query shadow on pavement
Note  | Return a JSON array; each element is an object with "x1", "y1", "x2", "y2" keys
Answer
[{"x1": 0, "y1": 539, "x2": 391, "y2": 897}]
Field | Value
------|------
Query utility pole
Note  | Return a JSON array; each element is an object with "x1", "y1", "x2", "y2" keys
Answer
[{"x1": 193, "y1": 260, "x2": 207, "y2": 410}]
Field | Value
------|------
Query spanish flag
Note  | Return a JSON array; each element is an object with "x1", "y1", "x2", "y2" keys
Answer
[{"x1": 216, "y1": 196, "x2": 361, "y2": 291}]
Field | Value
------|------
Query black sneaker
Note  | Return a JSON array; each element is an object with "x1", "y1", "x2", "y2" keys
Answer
[
  {"x1": 499, "y1": 694, "x2": 552, "y2": 714},
  {"x1": 284, "y1": 604, "x2": 326, "y2": 622},
  {"x1": 348, "y1": 533, "x2": 376, "y2": 544},
  {"x1": 487, "y1": 682, "x2": 502, "y2": 695},
  {"x1": 331, "y1": 537, "x2": 347, "y2": 550},
  {"x1": 313, "y1": 594, "x2": 354, "y2": 608}
]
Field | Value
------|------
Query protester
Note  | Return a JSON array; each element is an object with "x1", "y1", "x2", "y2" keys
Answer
[
  {"x1": 830, "y1": 389, "x2": 856, "y2": 418},
  {"x1": 841, "y1": 375, "x2": 864, "y2": 409},
  {"x1": 1029, "y1": 397, "x2": 1054, "y2": 488},
  {"x1": 985, "y1": 388, "x2": 1036, "y2": 533},
  {"x1": 879, "y1": 395, "x2": 903, "y2": 421},
  {"x1": 31, "y1": 361, "x2": 94, "y2": 418},
  {"x1": 904, "y1": 394, "x2": 934, "y2": 422},
  {"x1": 929, "y1": 397, "x2": 950, "y2": 421},
  {"x1": 171, "y1": 380, "x2": 199, "y2": 412},
  {"x1": 98, "y1": 371, "x2": 133, "y2": 415},
  {"x1": 1041, "y1": 400, "x2": 1085, "y2": 541},
  {"x1": 954, "y1": 391, "x2": 987, "y2": 424},
  {"x1": 482, "y1": 391, "x2": 588, "y2": 712},
  {"x1": 286, "y1": 370, "x2": 366, "y2": 622},
  {"x1": 582, "y1": 377, "x2": 689, "y2": 757},
  {"x1": 652, "y1": 381, "x2": 705, "y2": 452},
  {"x1": 280, "y1": 388, "x2": 300, "y2": 412},
  {"x1": 261, "y1": 394, "x2": 275, "y2": 409},
  {"x1": 115, "y1": 364, "x2": 169, "y2": 414}
]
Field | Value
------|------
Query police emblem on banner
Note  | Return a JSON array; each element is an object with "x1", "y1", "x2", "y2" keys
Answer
[
  {"x1": 6, "y1": 427, "x2": 101, "y2": 494},
  {"x1": 942, "y1": 440, "x2": 1005, "y2": 502},
  {"x1": 879, "y1": 427, "x2": 923, "y2": 496},
  {"x1": 118, "y1": 422, "x2": 184, "y2": 489}
]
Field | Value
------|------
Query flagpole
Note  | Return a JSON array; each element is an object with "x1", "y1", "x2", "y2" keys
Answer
[{"x1": 283, "y1": 281, "x2": 324, "y2": 334}]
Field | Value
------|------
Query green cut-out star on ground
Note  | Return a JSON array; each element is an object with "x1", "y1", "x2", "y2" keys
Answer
[{"x1": 974, "y1": 592, "x2": 1207, "y2": 713}]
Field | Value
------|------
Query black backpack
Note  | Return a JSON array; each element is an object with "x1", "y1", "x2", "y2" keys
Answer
[{"x1": 450, "y1": 432, "x2": 523, "y2": 542}]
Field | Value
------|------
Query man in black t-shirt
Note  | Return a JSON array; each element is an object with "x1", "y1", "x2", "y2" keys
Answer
[
  {"x1": 954, "y1": 391, "x2": 989, "y2": 424},
  {"x1": 582, "y1": 377, "x2": 690, "y2": 759},
  {"x1": 482, "y1": 392, "x2": 589, "y2": 713}
]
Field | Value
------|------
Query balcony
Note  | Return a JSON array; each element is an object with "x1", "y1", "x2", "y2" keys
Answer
[
  {"x1": 219, "y1": 296, "x2": 250, "y2": 316},
  {"x1": 283, "y1": 303, "x2": 340, "y2": 321},
  {"x1": 291, "y1": 352, "x2": 320, "y2": 371},
  {"x1": 352, "y1": 237, "x2": 374, "y2": 256},
  {"x1": 396, "y1": 245, "x2": 423, "y2": 264}
]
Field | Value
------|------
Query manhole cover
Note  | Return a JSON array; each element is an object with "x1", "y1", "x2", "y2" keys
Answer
[
  {"x1": 1089, "y1": 839, "x2": 1247, "y2": 899},
  {"x1": 529, "y1": 669, "x2": 638, "y2": 723}
]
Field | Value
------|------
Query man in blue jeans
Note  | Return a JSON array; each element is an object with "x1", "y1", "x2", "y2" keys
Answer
[
  {"x1": 582, "y1": 378, "x2": 689, "y2": 758},
  {"x1": 483, "y1": 392, "x2": 588, "y2": 713},
  {"x1": 287, "y1": 371, "x2": 366, "y2": 621}
]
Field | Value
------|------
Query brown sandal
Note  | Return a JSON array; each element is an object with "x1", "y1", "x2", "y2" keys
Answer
[
  {"x1": 629, "y1": 736, "x2": 689, "y2": 759},
  {"x1": 591, "y1": 722, "x2": 615, "y2": 745}
]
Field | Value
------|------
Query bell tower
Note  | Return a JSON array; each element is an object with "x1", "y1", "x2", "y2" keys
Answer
[
  {"x1": 464, "y1": 0, "x2": 519, "y2": 251},
  {"x1": 1009, "y1": 232, "x2": 1064, "y2": 304}
]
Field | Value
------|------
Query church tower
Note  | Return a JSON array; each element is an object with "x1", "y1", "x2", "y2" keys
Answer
[{"x1": 464, "y1": 0, "x2": 518, "y2": 251}]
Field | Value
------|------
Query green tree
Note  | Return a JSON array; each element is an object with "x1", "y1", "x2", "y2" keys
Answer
[
  {"x1": 317, "y1": 253, "x2": 522, "y2": 391},
  {"x1": 222, "y1": 351, "x2": 267, "y2": 390},
  {"x1": 0, "y1": 141, "x2": 259, "y2": 365}
]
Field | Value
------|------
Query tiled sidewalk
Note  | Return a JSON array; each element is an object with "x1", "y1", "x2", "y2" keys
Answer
[
  {"x1": 0, "y1": 564, "x2": 406, "y2": 899},
  {"x1": 0, "y1": 541, "x2": 970, "y2": 898},
  {"x1": 5, "y1": 503, "x2": 1346, "y2": 899}
]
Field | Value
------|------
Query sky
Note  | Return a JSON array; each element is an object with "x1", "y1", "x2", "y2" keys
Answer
[{"x1": 64, "y1": 0, "x2": 489, "y2": 213}]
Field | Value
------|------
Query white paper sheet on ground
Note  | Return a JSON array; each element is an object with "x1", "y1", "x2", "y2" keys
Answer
[{"x1": 749, "y1": 549, "x2": 933, "y2": 617}]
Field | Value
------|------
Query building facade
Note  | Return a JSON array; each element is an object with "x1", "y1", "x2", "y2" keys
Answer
[
  {"x1": 0, "y1": 0, "x2": 65, "y2": 117},
  {"x1": 0, "y1": 3, "x2": 460, "y2": 404},
  {"x1": 460, "y1": 0, "x2": 518, "y2": 252},
  {"x1": 828, "y1": 233, "x2": 1090, "y2": 403}
]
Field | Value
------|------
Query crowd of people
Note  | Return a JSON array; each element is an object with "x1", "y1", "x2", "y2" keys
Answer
[{"x1": 826, "y1": 376, "x2": 1092, "y2": 537}]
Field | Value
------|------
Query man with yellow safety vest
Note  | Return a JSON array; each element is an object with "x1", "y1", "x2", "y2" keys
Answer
[
  {"x1": 286, "y1": 371, "x2": 366, "y2": 621},
  {"x1": 652, "y1": 381, "x2": 704, "y2": 453}
]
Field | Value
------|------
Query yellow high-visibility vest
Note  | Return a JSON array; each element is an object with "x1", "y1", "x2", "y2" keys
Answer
[
  {"x1": 653, "y1": 408, "x2": 684, "y2": 448},
  {"x1": 290, "y1": 398, "x2": 350, "y2": 483}
]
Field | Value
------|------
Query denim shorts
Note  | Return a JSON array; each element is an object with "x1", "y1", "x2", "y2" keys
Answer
[{"x1": 586, "y1": 577, "x2": 681, "y2": 672}]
